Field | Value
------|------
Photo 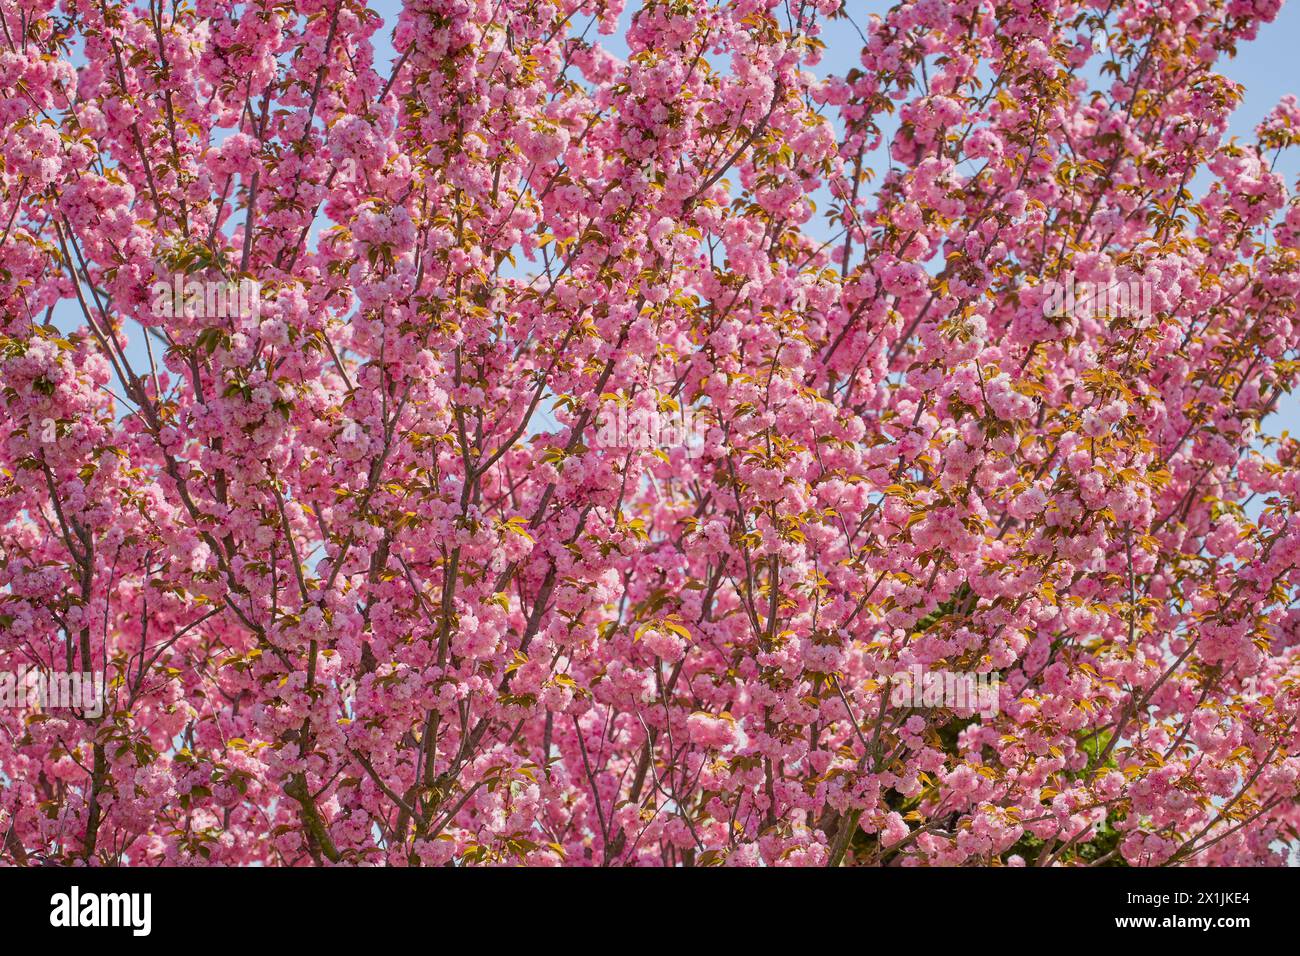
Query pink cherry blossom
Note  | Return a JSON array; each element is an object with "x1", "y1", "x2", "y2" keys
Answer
[{"x1": 0, "y1": 0, "x2": 1298, "y2": 868}]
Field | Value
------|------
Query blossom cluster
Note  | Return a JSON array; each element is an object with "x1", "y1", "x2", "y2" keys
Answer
[{"x1": 1, "y1": 0, "x2": 1299, "y2": 866}]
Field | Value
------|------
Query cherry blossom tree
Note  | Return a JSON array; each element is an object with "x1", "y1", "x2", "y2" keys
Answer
[{"x1": 2, "y1": 0, "x2": 1299, "y2": 866}]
